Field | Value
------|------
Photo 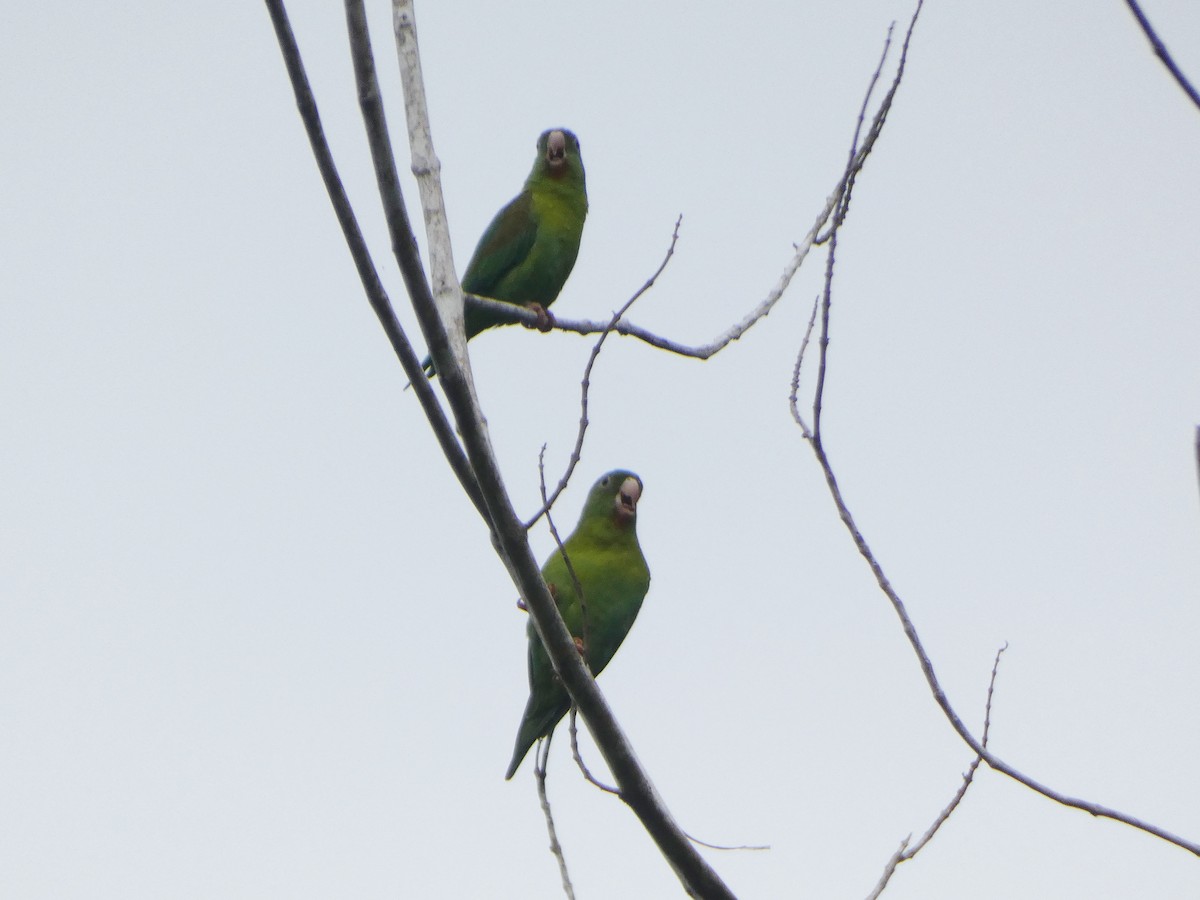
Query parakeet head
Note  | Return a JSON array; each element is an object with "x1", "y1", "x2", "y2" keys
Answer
[
  {"x1": 535, "y1": 128, "x2": 585, "y2": 183},
  {"x1": 578, "y1": 469, "x2": 643, "y2": 532}
]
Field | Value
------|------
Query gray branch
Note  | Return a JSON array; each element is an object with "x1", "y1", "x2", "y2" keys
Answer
[
  {"x1": 1123, "y1": 0, "x2": 1200, "y2": 112},
  {"x1": 386, "y1": 2, "x2": 736, "y2": 897},
  {"x1": 801, "y1": 0, "x2": 1200, "y2": 863}
]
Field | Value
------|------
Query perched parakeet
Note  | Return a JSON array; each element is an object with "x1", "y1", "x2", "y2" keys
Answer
[
  {"x1": 505, "y1": 470, "x2": 651, "y2": 780},
  {"x1": 421, "y1": 128, "x2": 588, "y2": 376}
]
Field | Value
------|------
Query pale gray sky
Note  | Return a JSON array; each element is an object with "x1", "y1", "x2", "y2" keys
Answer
[{"x1": 3, "y1": 1, "x2": 1199, "y2": 897}]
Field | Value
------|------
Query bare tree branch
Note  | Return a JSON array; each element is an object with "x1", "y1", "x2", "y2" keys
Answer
[
  {"x1": 264, "y1": 0, "x2": 486, "y2": 522},
  {"x1": 456, "y1": 61, "x2": 908, "y2": 367},
  {"x1": 811, "y1": 213, "x2": 840, "y2": 439},
  {"x1": 567, "y1": 709, "x2": 620, "y2": 795},
  {"x1": 810, "y1": 429, "x2": 1200, "y2": 854},
  {"x1": 812, "y1": 6, "x2": 917, "y2": 441},
  {"x1": 391, "y1": 1, "x2": 468, "y2": 372},
  {"x1": 684, "y1": 833, "x2": 770, "y2": 853},
  {"x1": 1123, "y1": 0, "x2": 1200, "y2": 112},
  {"x1": 384, "y1": 3, "x2": 736, "y2": 895},
  {"x1": 797, "y1": 0, "x2": 1200, "y2": 861},
  {"x1": 866, "y1": 645, "x2": 1008, "y2": 899},
  {"x1": 864, "y1": 839, "x2": 910, "y2": 900},
  {"x1": 908, "y1": 646, "x2": 1004, "y2": 848},
  {"x1": 524, "y1": 218, "x2": 682, "y2": 530},
  {"x1": 788, "y1": 297, "x2": 820, "y2": 437},
  {"x1": 458, "y1": 170, "x2": 823, "y2": 359},
  {"x1": 467, "y1": 0, "x2": 908, "y2": 369},
  {"x1": 272, "y1": 0, "x2": 734, "y2": 891},
  {"x1": 564, "y1": 711, "x2": 770, "y2": 853},
  {"x1": 534, "y1": 754, "x2": 576, "y2": 900},
  {"x1": 537, "y1": 446, "x2": 590, "y2": 664},
  {"x1": 979, "y1": 644, "x2": 1005, "y2": 745},
  {"x1": 821, "y1": 17, "x2": 898, "y2": 245}
]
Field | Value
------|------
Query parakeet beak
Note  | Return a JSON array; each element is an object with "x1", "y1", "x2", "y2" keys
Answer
[
  {"x1": 614, "y1": 476, "x2": 641, "y2": 526},
  {"x1": 546, "y1": 129, "x2": 567, "y2": 168}
]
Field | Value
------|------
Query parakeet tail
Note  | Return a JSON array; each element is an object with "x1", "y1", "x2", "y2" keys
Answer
[{"x1": 504, "y1": 697, "x2": 568, "y2": 780}]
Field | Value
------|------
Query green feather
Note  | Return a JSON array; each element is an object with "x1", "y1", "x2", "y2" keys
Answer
[
  {"x1": 505, "y1": 470, "x2": 651, "y2": 780},
  {"x1": 422, "y1": 128, "x2": 588, "y2": 376}
]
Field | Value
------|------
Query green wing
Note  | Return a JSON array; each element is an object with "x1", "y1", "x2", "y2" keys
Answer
[
  {"x1": 463, "y1": 191, "x2": 536, "y2": 296},
  {"x1": 462, "y1": 190, "x2": 538, "y2": 338},
  {"x1": 418, "y1": 129, "x2": 587, "y2": 377},
  {"x1": 417, "y1": 192, "x2": 537, "y2": 376},
  {"x1": 505, "y1": 471, "x2": 650, "y2": 779}
]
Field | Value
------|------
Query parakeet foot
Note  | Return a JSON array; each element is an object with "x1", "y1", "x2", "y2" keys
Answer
[{"x1": 525, "y1": 303, "x2": 555, "y2": 333}]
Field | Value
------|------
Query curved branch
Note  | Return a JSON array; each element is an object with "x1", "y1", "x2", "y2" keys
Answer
[
  {"x1": 568, "y1": 709, "x2": 620, "y2": 795},
  {"x1": 450, "y1": 0, "x2": 909, "y2": 372},
  {"x1": 905, "y1": 647, "x2": 1004, "y2": 856},
  {"x1": 534, "y1": 759, "x2": 576, "y2": 900},
  {"x1": 810, "y1": 435, "x2": 1200, "y2": 857},
  {"x1": 525, "y1": 217, "x2": 682, "y2": 530},
  {"x1": 461, "y1": 170, "x2": 827, "y2": 360},
  {"x1": 1123, "y1": 0, "x2": 1200, "y2": 112},
  {"x1": 536, "y1": 447, "x2": 590, "y2": 660},
  {"x1": 788, "y1": 296, "x2": 820, "y2": 437},
  {"x1": 387, "y1": 2, "x2": 735, "y2": 896},
  {"x1": 866, "y1": 644, "x2": 1008, "y2": 899},
  {"x1": 801, "y1": 0, "x2": 1200, "y2": 861}
]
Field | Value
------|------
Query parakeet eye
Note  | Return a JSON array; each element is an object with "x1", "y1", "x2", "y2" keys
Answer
[
  {"x1": 506, "y1": 465, "x2": 649, "y2": 779},
  {"x1": 421, "y1": 126, "x2": 584, "y2": 380}
]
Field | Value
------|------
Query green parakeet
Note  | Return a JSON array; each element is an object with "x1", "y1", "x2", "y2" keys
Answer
[
  {"x1": 421, "y1": 128, "x2": 588, "y2": 376},
  {"x1": 505, "y1": 470, "x2": 651, "y2": 780}
]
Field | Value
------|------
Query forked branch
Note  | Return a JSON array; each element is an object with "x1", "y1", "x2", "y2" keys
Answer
[
  {"x1": 525, "y1": 217, "x2": 682, "y2": 530},
  {"x1": 866, "y1": 645, "x2": 1007, "y2": 899},
  {"x1": 797, "y1": 0, "x2": 1200, "y2": 861}
]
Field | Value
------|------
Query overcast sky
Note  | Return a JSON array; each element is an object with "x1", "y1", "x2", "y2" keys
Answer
[{"x1": 3, "y1": 1, "x2": 1199, "y2": 897}]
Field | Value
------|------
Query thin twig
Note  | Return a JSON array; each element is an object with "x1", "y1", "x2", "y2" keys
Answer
[
  {"x1": 264, "y1": 0, "x2": 486, "y2": 521},
  {"x1": 865, "y1": 839, "x2": 910, "y2": 900},
  {"x1": 683, "y1": 833, "x2": 771, "y2": 853},
  {"x1": 1123, "y1": 0, "x2": 1200, "y2": 112},
  {"x1": 423, "y1": 4, "x2": 908, "y2": 377},
  {"x1": 537, "y1": 447, "x2": 590, "y2": 663},
  {"x1": 866, "y1": 645, "x2": 1008, "y2": 899},
  {"x1": 566, "y1": 715, "x2": 769, "y2": 851},
  {"x1": 789, "y1": 297, "x2": 820, "y2": 437},
  {"x1": 387, "y1": 6, "x2": 736, "y2": 894},
  {"x1": 566, "y1": 714, "x2": 770, "y2": 850},
  {"x1": 812, "y1": 425, "x2": 1200, "y2": 855},
  {"x1": 811, "y1": 222, "x2": 839, "y2": 441},
  {"x1": 979, "y1": 643, "x2": 1007, "y2": 746},
  {"x1": 454, "y1": 105, "x2": 866, "y2": 364},
  {"x1": 799, "y1": 0, "x2": 1200, "y2": 861},
  {"x1": 535, "y1": 750, "x2": 576, "y2": 900},
  {"x1": 525, "y1": 217, "x2": 683, "y2": 530},
  {"x1": 819, "y1": 20, "x2": 896, "y2": 245},
  {"x1": 905, "y1": 645, "x2": 1007, "y2": 857},
  {"x1": 812, "y1": 4, "x2": 916, "y2": 441},
  {"x1": 1194, "y1": 426, "x2": 1200, "y2": 507},
  {"x1": 567, "y1": 709, "x2": 620, "y2": 795}
]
